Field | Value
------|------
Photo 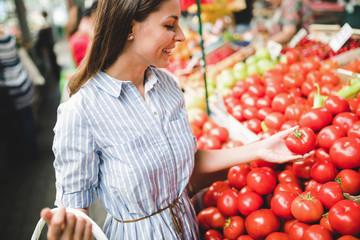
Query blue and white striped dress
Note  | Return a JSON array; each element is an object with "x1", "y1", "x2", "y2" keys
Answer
[{"x1": 53, "y1": 67, "x2": 199, "y2": 239}]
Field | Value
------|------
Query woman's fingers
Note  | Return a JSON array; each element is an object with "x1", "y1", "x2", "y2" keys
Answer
[
  {"x1": 273, "y1": 126, "x2": 299, "y2": 139},
  {"x1": 83, "y1": 220, "x2": 93, "y2": 240},
  {"x1": 62, "y1": 213, "x2": 76, "y2": 238},
  {"x1": 47, "y1": 207, "x2": 66, "y2": 239},
  {"x1": 40, "y1": 208, "x2": 53, "y2": 224}
]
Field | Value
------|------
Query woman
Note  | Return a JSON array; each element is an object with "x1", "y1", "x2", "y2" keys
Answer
[{"x1": 40, "y1": 0, "x2": 311, "y2": 239}]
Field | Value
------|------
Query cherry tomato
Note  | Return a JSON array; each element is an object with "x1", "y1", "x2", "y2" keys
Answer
[
  {"x1": 291, "y1": 191, "x2": 324, "y2": 223},
  {"x1": 302, "y1": 224, "x2": 333, "y2": 240},
  {"x1": 202, "y1": 181, "x2": 232, "y2": 207},
  {"x1": 317, "y1": 125, "x2": 346, "y2": 151},
  {"x1": 292, "y1": 157, "x2": 317, "y2": 179},
  {"x1": 335, "y1": 169, "x2": 360, "y2": 195},
  {"x1": 319, "y1": 181, "x2": 344, "y2": 209},
  {"x1": 310, "y1": 159, "x2": 337, "y2": 183},
  {"x1": 299, "y1": 107, "x2": 333, "y2": 132},
  {"x1": 217, "y1": 189, "x2": 239, "y2": 217},
  {"x1": 265, "y1": 232, "x2": 289, "y2": 240},
  {"x1": 270, "y1": 191, "x2": 296, "y2": 219},
  {"x1": 245, "y1": 209, "x2": 280, "y2": 239},
  {"x1": 204, "y1": 229, "x2": 223, "y2": 240},
  {"x1": 237, "y1": 191, "x2": 264, "y2": 216},
  {"x1": 324, "y1": 95, "x2": 350, "y2": 115},
  {"x1": 246, "y1": 167, "x2": 277, "y2": 195},
  {"x1": 332, "y1": 112, "x2": 359, "y2": 133},
  {"x1": 223, "y1": 216, "x2": 245, "y2": 240},
  {"x1": 285, "y1": 127, "x2": 316, "y2": 154},
  {"x1": 328, "y1": 200, "x2": 360, "y2": 235},
  {"x1": 288, "y1": 221, "x2": 310, "y2": 240},
  {"x1": 330, "y1": 137, "x2": 360, "y2": 169},
  {"x1": 227, "y1": 164, "x2": 251, "y2": 190}
]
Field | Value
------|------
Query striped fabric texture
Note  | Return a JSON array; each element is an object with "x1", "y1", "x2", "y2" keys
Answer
[
  {"x1": 0, "y1": 34, "x2": 34, "y2": 110},
  {"x1": 53, "y1": 67, "x2": 199, "y2": 239}
]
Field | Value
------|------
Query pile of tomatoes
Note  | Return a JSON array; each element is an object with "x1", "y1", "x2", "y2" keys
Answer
[{"x1": 194, "y1": 49, "x2": 360, "y2": 240}]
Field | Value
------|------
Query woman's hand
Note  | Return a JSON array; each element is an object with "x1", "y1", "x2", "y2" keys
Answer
[
  {"x1": 40, "y1": 207, "x2": 92, "y2": 240},
  {"x1": 256, "y1": 126, "x2": 314, "y2": 164}
]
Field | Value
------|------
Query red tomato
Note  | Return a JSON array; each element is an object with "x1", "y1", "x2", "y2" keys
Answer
[
  {"x1": 285, "y1": 48, "x2": 300, "y2": 65},
  {"x1": 271, "y1": 93, "x2": 294, "y2": 113},
  {"x1": 304, "y1": 179, "x2": 323, "y2": 196},
  {"x1": 319, "y1": 59, "x2": 338, "y2": 74},
  {"x1": 243, "y1": 119, "x2": 262, "y2": 134},
  {"x1": 301, "y1": 80, "x2": 317, "y2": 97},
  {"x1": 256, "y1": 96, "x2": 271, "y2": 108},
  {"x1": 310, "y1": 159, "x2": 337, "y2": 183},
  {"x1": 217, "y1": 189, "x2": 239, "y2": 217},
  {"x1": 314, "y1": 148, "x2": 330, "y2": 161},
  {"x1": 332, "y1": 112, "x2": 359, "y2": 133},
  {"x1": 191, "y1": 110, "x2": 209, "y2": 128},
  {"x1": 306, "y1": 70, "x2": 322, "y2": 83},
  {"x1": 302, "y1": 57, "x2": 321, "y2": 73},
  {"x1": 222, "y1": 139, "x2": 244, "y2": 149},
  {"x1": 248, "y1": 84, "x2": 265, "y2": 98},
  {"x1": 264, "y1": 112, "x2": 286, "y2": 130},
  {"x1": 299, "y1": 107, "x2": 333, "y2": 132},
  {"x1": 243, "y1": 106, "x2": 259, "y2": 120},
  {"x1": 319, "y1": 181, "x2": 344, "y2": 209},
  {"x1": 291, "y1": 191, "x2": 324, "y2": 222},
  {"x1": 289, "y1": 62, "x2": 306, "y2": 77},
  {"x1": 302, "y1": 224, "x2": 333, "y2": 240},
  {"x1": 244, "y1": 75, "x2": 262, "y2": 86},
  {"x1": 274, "y1": 182, "x2": 302, "y2": 195},
  {"x1": 258, "y1": 129, "x2": 278, "y2": 140},
  {"x1": 209, "y1": 126, "x2": 229, "y2": 143},
  {"x1": 265, "y1": 232, "x2": 289, "y2": 240},
  {"x1": 320, "y1": 215, "x2": 335, "y2": 234},
  {"x1": 239, "y1": 185, "x2": 253, "y2": 194},
  {"x1": 197, "y1": 206, "x2": 227, "y2": 231},
  {"x1": 317, "y1": 125, "x2": 346, "y2": 151},
  {"x1": 347, "y1": 120, "x2": 360, "y2": 139},
  {"x1": 288, "y1": 222, "x2": 310, "y2": 240},
  {"x1": 320, "y1": 72, "x2": 339, "y2": 86},
  {"x1": 274, "y1": 62, "x2": 290, "y2": 74},
  {"x1": 347, "y1": 98, "x2": 359, "y2": 113},
  {"x1": 241, "y1": 92, "x2": 258, "y2": 108},
  {"x1": 292, "y1": 157, "x2": 317, "y2": 179},
  {"x1": 270, "y1": 191, "x2": 296, "y2": 219},
  {"x1": 328, "y1": 200, "x2": 360, "y2": 235},
  {"x1": 237, "y1": 235, "x2": 255, "y2": 240},
  {"x1": 324, "y1": 95, "x2": 350, "y2": 115},
  {"x1": 280, "y1": 120, "x2": 299, "y2": 131},
  {"x1": 335, "y1": 169, "x2": 360, "y2": 195},
  {"x1": 257, "y1": 107, "x2": 273, "y2": 121},
  {"x1": 231, "y1": 84, "x2": 248, "y2": 99},
  {"x1": 227, "y1": 164, "x2": 251, "y2": 190},
  {"x1": 223, "y1": 216, "x2": 245, "y2": 240},
  {"x1": 285, "y1": 127, "x2": 316, "y2": 154},
  {"x1": 237, "y1": 191, "x2": 264, "y2": 216},
  {"x1": 246, "y1": 167, "x2": 277, "y2": 195},
  {"x1": 190, "y1": 123, "x2": 203, "y2": 140},
  {"x1": 285, "y1": 103, "x2": 306, "y2": 121},
  {"x1": 265, "y1": 83, "x2": 286, "y2": 99},
  {"x1": 203, "y1": 120, "x2": 219, "y2": 134},
  {"x1": 284, "y1": 219, "x2": 299, "y2": 234},
  {"x1": 198, "y1": 135, "x2": 222, "y2": 150},
  {"x1": 202, "y1": 181, "x2": 232, "y2": 207},
  {"x1": 330, "y1": 137, "x2": 360, "y2": 169},
  {"x1": 204, "y1": 229, "x2": 223, "y2": 240},
  {"x1": 283, "y1": 72, "x2": 304, "y2": 89},
  {"x1": 337, "y1": 236, "x2": 360, "y2": 240},
  {"x1": 278, "y1": 169, "x2": 301, "y2": 185},
  {"x1": 245, "y1": 209, "x2": 280, "y2": 239}
]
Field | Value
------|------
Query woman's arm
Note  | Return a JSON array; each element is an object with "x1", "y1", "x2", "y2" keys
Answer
[
  {"x1": 268, "y1": 24, "x2": 297, "y2": 45},
  {"x1": 193, "y1": 126, "x2": 311, "y2": 174}
]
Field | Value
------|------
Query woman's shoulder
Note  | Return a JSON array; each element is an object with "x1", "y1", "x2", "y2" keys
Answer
[{"x1": 150, "y1": 66, "x2": 180, "y2": 87}]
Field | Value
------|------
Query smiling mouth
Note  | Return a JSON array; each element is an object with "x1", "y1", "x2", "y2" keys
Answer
[{"x1": 162, "y1": 49, "x2": 172, "y2": 55}]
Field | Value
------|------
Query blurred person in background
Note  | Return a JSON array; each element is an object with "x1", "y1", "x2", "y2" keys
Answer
[
  {"x1": 233, "y1": 0, "x2": 253, "y2": 34},
  {"x1": 68, "y1": 1, "x2": 98, "y2": 66},
  {"x1": 35, "y1": 10, "x2": 61, "y2": 80},
  {"x1": 0, "y1": 24, "x2": 38, "y2": 163},
  {"x1": 263, "y1": 0, "x2": 313, "y2": 44}
]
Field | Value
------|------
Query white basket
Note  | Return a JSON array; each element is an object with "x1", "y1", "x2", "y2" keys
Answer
[{"x1": 31, "y1": 207, "x2": 108, "y2": 240}]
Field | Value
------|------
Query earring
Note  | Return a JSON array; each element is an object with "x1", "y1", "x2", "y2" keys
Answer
[{"x1": 129, "y1": 35, "x2": 134, "y2": 40}]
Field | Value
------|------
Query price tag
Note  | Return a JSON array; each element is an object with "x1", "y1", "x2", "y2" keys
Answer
[
  {"x1": 329, "y1": 23, "x2": 353, "y2": 53},
  {"x1": 288, "y1": 28, "x2": 308, "y2": 48},
  {"x1": 267, "y1": 40, "x2": 282, "y2": 60}
]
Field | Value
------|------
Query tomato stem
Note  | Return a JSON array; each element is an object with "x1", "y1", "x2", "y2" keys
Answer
[{"x1": 292, "y1": 129, "x2": 303, "y2": 139}]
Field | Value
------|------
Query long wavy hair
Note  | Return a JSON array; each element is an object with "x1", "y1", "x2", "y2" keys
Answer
[{"x1": 68, "y1": 0, "x2": 167, "y2": 96}]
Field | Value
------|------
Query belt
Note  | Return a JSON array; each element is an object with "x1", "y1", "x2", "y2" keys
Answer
[{"x1": 114, "y1": 197, "x2": 187, "y2": 240}]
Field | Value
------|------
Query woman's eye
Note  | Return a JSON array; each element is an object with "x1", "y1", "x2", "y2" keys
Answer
[{"x1": 165, "y1": 25, "x2": 175, "y2": 30}]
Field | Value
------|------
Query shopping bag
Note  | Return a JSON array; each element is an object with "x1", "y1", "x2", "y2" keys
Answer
[{"x1": 31, "y1": 207, "x2": 108, "y2": 240}]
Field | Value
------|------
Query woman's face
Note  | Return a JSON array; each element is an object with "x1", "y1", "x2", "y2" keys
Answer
[
  {"x1": 131, "y1": 0, "x2": 185, "y2": 68},
  {"x1": 266, "y1": 0, "x2": 282, "y2": 8}
]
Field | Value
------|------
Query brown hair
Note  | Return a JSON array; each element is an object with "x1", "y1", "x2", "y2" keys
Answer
[{"x1": 68, "y1": 0, "x2": 168, "y2": 96}]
